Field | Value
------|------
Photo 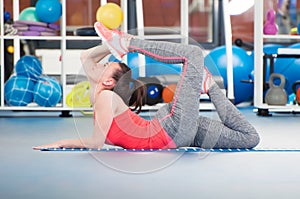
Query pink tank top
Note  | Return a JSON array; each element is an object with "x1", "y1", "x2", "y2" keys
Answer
[{"x1": 105, "y1": 109, "x2": 176, "y2": 149}]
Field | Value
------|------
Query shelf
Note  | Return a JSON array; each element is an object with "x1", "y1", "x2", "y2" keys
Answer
[
  {"x1": 0, "y1": 0, "x2": 218, "y2": 114},
  {"x1": 66, "y1": 34, "x2": 184, "y2": 41},
  {"x1": 140, "y1": 34, "x2": 184, "y2": 40},
  {"x1": 263, "y1": 34, "x2": 300, "y2": 40},
  {"x1": 1, "y1": 35, "x2": 63, "y2": 40},
  {"x1": 1, "y1": 35, "x2": 185, "y2": 41},
  {"x1": 0, "y1": 104, "x2": 92, "y2": 111},
  {"x1": 253, "y1": 0, "x2": 300, "y2": 115},
  {"x1": 65, "y1": 36, "x2": 101, "y2": 41},
  {"x1": 277, "y1": 48, "x2": 300, "y2": 55},
  {"x1": 0, "y1": 102, "x2": 215, "y2": 112},
  {"x1": 256, "y1": 103, "x2": 299, "y2": 109},
  {"x1": 255, "y1": 104, "x2": 300, "y2": 115}
]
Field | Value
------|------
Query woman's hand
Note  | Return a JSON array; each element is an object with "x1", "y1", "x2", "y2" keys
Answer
[
  {"x1": 33, "y1": 137, "x2": 104, "y2": 150},
  {"x1": 32, "y1": 141, "x2": 63, "y2": 150},
  {"x1": 33, "y1": 142, "x2": 62, "y2": 150}
]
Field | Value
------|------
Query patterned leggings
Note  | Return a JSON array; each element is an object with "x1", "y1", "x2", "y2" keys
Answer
[{"x1": 128, "y1": 38, "x2": 260, "y2": 149}]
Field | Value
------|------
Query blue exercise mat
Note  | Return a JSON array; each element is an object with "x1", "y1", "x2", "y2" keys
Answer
[{"x1": 40, "y1": 147, "x2": 300, "y2": 152}]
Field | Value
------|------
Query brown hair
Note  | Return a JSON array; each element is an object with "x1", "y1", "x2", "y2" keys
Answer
[{"x1": 112, "y1": 62, "x2": 146, "y2": 114}]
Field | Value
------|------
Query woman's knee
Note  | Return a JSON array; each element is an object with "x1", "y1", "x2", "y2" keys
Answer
[
  {"x1": 187, "y1": 45, "x2": 203, "y2": 56},
  {"x1": 248, "y1": 132, "x2": 260, "y2": 148}
]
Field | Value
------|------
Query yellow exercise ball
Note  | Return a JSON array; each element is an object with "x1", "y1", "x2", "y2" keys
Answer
[
  {"x1": 7, "y1": 46, "x2": 14, "y2": 54},
  {"x1": 96, "y1": 3, "x2": 123, "y2": 29}
]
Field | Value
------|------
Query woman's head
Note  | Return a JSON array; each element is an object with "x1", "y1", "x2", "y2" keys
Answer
[{"x1": 109, "y1": 62, "x2": 146, "y2": 113}]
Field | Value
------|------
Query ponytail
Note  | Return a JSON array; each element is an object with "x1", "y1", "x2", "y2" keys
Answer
[{"x1": 129, "y1": 79, "x2": 146, "y2": 114}]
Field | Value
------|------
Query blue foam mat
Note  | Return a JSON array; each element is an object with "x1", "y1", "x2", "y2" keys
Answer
[{"x1": 40, "y1": 147, "x2": 300, "y2": 153}]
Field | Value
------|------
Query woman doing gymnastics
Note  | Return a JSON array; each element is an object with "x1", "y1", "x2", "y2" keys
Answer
[{"x1": 33, "y1": 22, "x2": 260, "y2": 150}]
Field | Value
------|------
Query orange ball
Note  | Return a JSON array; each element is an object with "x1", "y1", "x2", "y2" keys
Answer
[
  {"x1": 96, "y1": 3, "x2": 123, "y2": 29},
  {"x1": 162, "y1": 84, "x2": 177, "y2": 103}
]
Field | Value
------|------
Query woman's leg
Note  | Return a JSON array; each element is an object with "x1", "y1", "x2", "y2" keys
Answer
[
  {"x1": 128, "y1": 38, "x2": 204, "y2": 147},
  {"x1": 193, "y1": 83, "x2": 260, "y2": 149}
]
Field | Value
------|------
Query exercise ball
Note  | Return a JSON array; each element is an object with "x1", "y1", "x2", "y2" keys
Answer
[
  {"x1": 66, "y1": 81, "x2": 91, "y2": 107},
  {"x1": 162, "y1": 84, "x2": 177, "y2": 103},
  {"x1": 7, "y1": 45, "x2": 14, "y2": 54},
  {"x1": 126, "y1": 52, "x2": 142, "y2": 79},
  {"x1": 126, "y1": 52, "x2": 182, "y2": 78},
  {"x1": 272, "y1": 43, "x2": 300, "y2": 95},
  {"x1": 146, "y1": 84, "x2": 163, "y2": 105},
  {"x1": 204, "y1": 45, "x2": 254, "y2": 104},
  {"x1": 249, "y1": 44, "x2": 285, "y2": 82},
  {"x1": 19, "y1": 7, "x2": 40, "y2": 22},
  {"x1": 145, "y1": 56, "x2": 182, "y2": 77},
  {"x1": 138, "y1": 77, "x2": 163, "y2": 105},
  {"x1": 35, "y1": 0, "x2": 62, "y2": 23},
  {"x1": 33, "y1": 76, "x2": 62, "y2": 107},
  {"x1": 4, "y1": 11, "x2": 11, "y2": 22},
  {"x1": 15, "y1": 55, "x2": 43, "y2": 80},
  {"x1": 4, "y1": 76, "x2": 35, "y2": 106},
  {"x1": 96, "y1": 3, "x2": 123, "y2": 29}
]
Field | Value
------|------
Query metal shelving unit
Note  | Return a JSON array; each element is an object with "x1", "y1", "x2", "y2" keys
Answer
[
  {"x1": 0, "y1": 0, "x2": 97, "y2": 116},
  {"x1": 253, "y1": 0, "x2": 300, "y2": 116},
  {"x1": 0, "y1": 0, "x2": 219, "y2": 115}
]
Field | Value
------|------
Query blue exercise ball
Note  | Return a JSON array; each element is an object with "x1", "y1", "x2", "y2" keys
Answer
[
  {"x1": 4, "y1": 11, "x2": 11, "y2": 22},
  {"x1": 250, "y1": 44, "x2": 286, "y2": 82},
  {"x1": 126, "y1": 52, "x2": 182, "y2": 78},
  {"x1": 35, "y1": 0, "x2": 62, "y2": 23},
  {"x1": 4, "y1": 76, "x2": 35, "y2": 106},
  {"x1": 263, "y1": 44, "x2": 285, "y2": 54},
  {"x1": 204, "y1": 45, "x2": 254, "y2": 104},
  {"x1": 15, "y1": 55, "x2": 43, "y2": 80},
  {"x1": 125, "y1": 53, "x2": 140, "y2": 79},
  {"x1": 273, "y1": 43, "x2": 300, "y2": 95},
  {"x1": 263, "y1": 44, "x2": 285, "y2": 79},
  {"x1": 147, "y1": 85, "x2": 161, "y2": 99},
  {"x1": 33, "y1": 76, "x2": 62, "y2": 107},
  {"x1": 145, "y1": 84, "x2": 163, "y2": 105},
  {"x1": 145, "y1": 56, "x2": 182, "y2": 76}
]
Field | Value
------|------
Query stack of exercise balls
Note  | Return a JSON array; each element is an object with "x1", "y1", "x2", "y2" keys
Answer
[
  {"x1": 19, "y1": 0, "x2": 62, "y2": 24},
  {"x1": 4, "y1": 55, "x2": 62, "y2": 107},
  {"x1": 15, "y1": 0, "x2": 61, "y2": 36}
]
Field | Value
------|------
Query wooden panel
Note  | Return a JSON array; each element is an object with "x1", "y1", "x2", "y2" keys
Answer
[
  {"x1": 4, "y1": 0, "x2": 33, "y2": 19},
  {"x1": 66, "y1": 0, "x2": 120, "y2": 26}
]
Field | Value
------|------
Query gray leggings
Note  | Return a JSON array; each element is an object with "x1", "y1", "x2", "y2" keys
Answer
[{"x1": 128, "y1": 38, "x2": 260, "y2": 149}]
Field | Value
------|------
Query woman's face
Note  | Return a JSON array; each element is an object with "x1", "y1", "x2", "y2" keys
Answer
[
  {"x1": 101, "y1": 62, "x2": 120, "y2": 79},
  {"x1": 98, "y1": 62, "x2": 120, "y2": 87}
]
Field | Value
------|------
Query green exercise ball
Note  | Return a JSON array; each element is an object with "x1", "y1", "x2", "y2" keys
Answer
[{"x1": 19, "y1": 7, "x2": 40, "y2": 22}]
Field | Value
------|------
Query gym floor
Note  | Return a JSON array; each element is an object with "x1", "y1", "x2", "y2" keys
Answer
[{"x1": 1, "y1": 107, "x2": 300, "y2": 199}]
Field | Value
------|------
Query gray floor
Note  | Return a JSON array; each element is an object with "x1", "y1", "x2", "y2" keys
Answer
[{"x1": 1, "y1": 107, "x2": 300, "y2": 199}]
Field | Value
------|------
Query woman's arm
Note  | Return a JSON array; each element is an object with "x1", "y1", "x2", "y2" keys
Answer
[
  {"x1": 80, "y1": 44, "x2": 111, "y2": 82},
  {"x1": 33, "y1": 122, "x2": 106, "y2": 149},
  {"x1": 33, "y1": 91, "x2": 123, "y2": 150},
  {"x1": 32, "y1": 137, "x2": 102, "y2": 150}
]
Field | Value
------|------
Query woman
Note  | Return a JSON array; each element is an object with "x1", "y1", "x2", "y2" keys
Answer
[{"x1": 33, "y1": 22, "x2": 260, "y2": 150}]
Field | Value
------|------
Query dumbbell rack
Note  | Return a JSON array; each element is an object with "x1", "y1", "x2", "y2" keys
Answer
[{"x1": 253, "y1": 0, "x2": 300, "y2": 116}]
